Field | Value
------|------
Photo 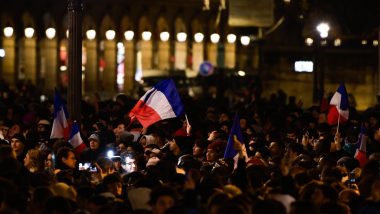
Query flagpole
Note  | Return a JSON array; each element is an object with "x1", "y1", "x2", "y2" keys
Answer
[{"x1": 336, "y1": 109, "x2": 341, "y2": 135}]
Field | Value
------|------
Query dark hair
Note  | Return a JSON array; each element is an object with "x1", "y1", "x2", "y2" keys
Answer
[
  {"x1": 55, "y1": 147, "x2": 74, "y2": 170},
  {"x1": 149, "y1": 185, "x2": 177, "y2": 205}
]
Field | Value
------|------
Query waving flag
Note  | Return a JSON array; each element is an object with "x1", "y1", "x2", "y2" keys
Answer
[
  {"x1": 354, "y1": 125, "x2": 367, "y2": 167},
  {"x1": 224, "y1": 114, "x2": 247, "y2": 168},
  {"x1": 327, "y1": 83, "x2": 349, "y2": 125},
  {"x1": 50, "y1": 90, "x2": 71, "y2": 140},
  {"x1": 129, "y1": 79, "x2": 184, "y2": 128},
  {"x1": 68, "y1": 121, "x2": 87, "y2": 154}
]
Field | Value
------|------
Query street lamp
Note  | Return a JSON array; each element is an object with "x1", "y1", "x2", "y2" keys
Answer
[
  {"x1": 3, "y1": 26, "x2": 14, "y2": 38},
  {"x1": 160, "y1": 31, "x2": 170, "y2": 42},
  {"x1": 316, "y1": 23, "x2": 330, "y2": 39},
  {"x1": 124, "y1": 30, "x2": 134, "y2": 41},
  {"x1": 194, "y1": 33, "x2": 204, "y2": 43},
  {"x1": 177, "y1": 32, "x2": 187, "y2": 42},
  {"x1": 210, "y1": 33, "x2": 220, "y2": 44},
  {"x1": 45, "y1": 27, "x2": 56, "y2": 39},
  {"x1": 86, "y1": 29, "x2": 96, "y2": 40},
  {"x1": 142, "y1": 31, "x2": 152, "y2": 41},
  {"x1": 313, "y1": 22, "x2": 330, "y2": 102},
  {"x1": 24, "y1": 27, "x2": 35, "y2": 38},
  {"x1": 105, "y1": 29, "x2": 115, "y2": 41},
  {"x1": 227, "y1": 34, "x2": 236, "y2": 43}
]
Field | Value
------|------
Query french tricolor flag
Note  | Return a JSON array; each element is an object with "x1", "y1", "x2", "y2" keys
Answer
[
  {"x1": 354, "y1": 125, "x2": 367, "y2": 167},
  {"x1": 129, "y1": 79, "x2": 184, "y2": 128},
  {"x1": 50, "y1": 90, "x2": 71, "y2": 140},
  {"x1": 68, "y1": 121, "x2": 87, "y2": 154},
  {"x1": 327, "y1": 83, "x2": 349, "y2": 125}
]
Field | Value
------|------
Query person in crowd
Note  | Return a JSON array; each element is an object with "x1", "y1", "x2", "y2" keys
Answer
[
  {"x1": 55, "y1": 147, "x2": 77, "y2": 174},
  {"x1": 80, "y1": 132, "x2": 105, "y2": 163},
  {"x1": 10, "y1": 133, "x2": 27, "y2": 163},
  {"x1": 24, "y1": 148, "x2": 44, "y2": 173}
]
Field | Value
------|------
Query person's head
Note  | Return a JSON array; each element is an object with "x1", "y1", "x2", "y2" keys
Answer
[
  {"x1": 149, "y1": 186, "x2": 177, "y2": 214},
  {"x1": 37, "y1": 119, "x2": 51, "y2": 134},
  {"x1": 206, "y1": 141, "x2": 225, "y2": 162},
  {"x1": 121, "y1": 151, "x2": 138, "y2": 173},
  {"x1": 10, "y1": 133, "x2": 26, "y2": 156},
  {"x1": 24, "y1": 149, "x2": 44, "y2": 172},
  {"x1": 193, "y1": 139, "x2": 207, "y2": 158},
  {"x1": 102, "y1": 173, "x2": 122, "y2": 196},
  {"x1": 88, "y1": 133, "x2": 101, "y2": 151},
  {"x1": 56, "y1": 147, "x2": 76, "y2": 169}
]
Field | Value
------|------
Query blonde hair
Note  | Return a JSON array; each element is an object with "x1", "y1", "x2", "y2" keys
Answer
[{"x1": 26, "y1": 149, "x2": 44, "y2": 172}]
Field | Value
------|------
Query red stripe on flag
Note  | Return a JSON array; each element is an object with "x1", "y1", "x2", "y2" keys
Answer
[
  {"x1": 129, "y1": 100, "x2": 162, "y2": 128},
  {"x1": 74, "y1": 143, "x2": 87, "y2": 155},
  {"x1": 355, "y1": 150, "x2": 367, "y2": 168}
]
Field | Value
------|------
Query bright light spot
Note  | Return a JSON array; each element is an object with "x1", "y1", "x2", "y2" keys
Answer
[
  {"x1": 361, "y1": 40, "x2": 367, "y2": 45},
  {"x1": 0, "y1": 49, "x2": 5, "y2": 58},
  {"x1": 227, "y1": 34, "x2": 236, "y2": 43},
  {"x1": 177, "y1": 32, "x2": 187, "y2": 42},
  {"x1": 237, "y1": 70, "x2": 246, "y2": 76},
  {"x1": 3, "y1": 27, "x2": 13, "y2": 38},
  {"x1": 40, "y1": 95, "x2": 47, "y2": 102},
  {"x1": 305, "y1": 37, "x2": 313, "y2": 46},
  {"x1": 105, "y1": 30, "x2": 116, "y2": 41},
  {"x1": 210, "y1": 33, "x2": 220, "y2": 44},
  {"x1": 316, "y1": 22, "x2": 330, "y2": 38},
  {"x1": 107, "y1": 150, "x2": 114, "y2": 158},
  {"x1": 86, "y1": 29, "x2": 96, "y2": 40},
  {"x1": 117, "y1": 42, "x2": 124, "y2": 49},
  {"x1": 24, "y1": 27, "x2": 35, "y2": 38},
  {"x1": 60, "y1": 65, "x2": 67, "y2": 71},
  {"x1": 160, "y1": 31, "x2": 170, "y2": 42},
  {"x1": 142, "y1": 31, "x2": 152, "y2": 41},
  {"x1": 334, "y1": 38, "x2": 341, "y2": 46},
  {"x1": 240, "y1": 36, "x2": 250, "y2": 46},
  {"x1": 124, "y1": 30, "x2": 134, "y2": 41},
  {"x1": 194, "y1": 32, "x2": 204, "y2": 43},
  {"x1": 295, "y1": 61, "x2": 313, "y2": 72},
  {"x1": 45, "y1": 27, "x2": 56, "y2": 39},
  {"x1": 373, "y1": 40, "x2": 379, "y2": 46}
]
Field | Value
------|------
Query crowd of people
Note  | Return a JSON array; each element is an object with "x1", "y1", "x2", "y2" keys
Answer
[{"x1": 0, "y1": 78, "x2": 380, "y2": 214}]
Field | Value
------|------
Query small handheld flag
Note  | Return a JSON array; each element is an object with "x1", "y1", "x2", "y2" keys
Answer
[
  {"x1": 68, "y1": 121, "x2": 87, "y2": 154},
  {"x1": 129, "y1": 79, "x2": 184, "y2": 128},
  {"x1": 327, "y1": 83, "x2": 349, "y2": 125},
  {"x1": 50, "y1": 89, "x2": 71, "y2": 140}
]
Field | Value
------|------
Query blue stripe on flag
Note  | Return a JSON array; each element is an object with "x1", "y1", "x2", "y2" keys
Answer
[
  {"x1": 154, "y1": 79, "x2": 184, "y2": 117},
  {"x1": 224, "y1": 114, "x2": 244, "y2": 158}
]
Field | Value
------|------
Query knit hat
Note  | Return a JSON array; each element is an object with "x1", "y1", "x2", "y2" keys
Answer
[{"x1": 11, "y1": 133, "x2": 26, "y2": 144}]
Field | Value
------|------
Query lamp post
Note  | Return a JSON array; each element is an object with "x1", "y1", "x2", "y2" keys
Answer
[
  {"x1": 313, "y1": 22, "x2": 330, "y2": 102},
  {"x1": 67, "y1": 0, "x2": 83, "y2": 123}
]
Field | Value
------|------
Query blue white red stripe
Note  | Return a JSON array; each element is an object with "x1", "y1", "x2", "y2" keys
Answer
[
  {"x1": 50, "y1": 90, "x2": 71, "y2": 140},
  {"x1": 327, "y1": 83, "x2": 349, "y2": 125},
  {"x1": 68, "y1": 121, "x2": 87, "y2": 154},
  {"x1": 129, "y1": 79, "x2": 184, "y2": 128}
]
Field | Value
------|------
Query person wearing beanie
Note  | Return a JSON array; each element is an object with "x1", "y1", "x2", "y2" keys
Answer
[
  {"x1": 11, "y1": 133, "x2": 27, "y2": 163},
  {"x1": 80, "y1": 132, "x2": 105, "y2": 164}
]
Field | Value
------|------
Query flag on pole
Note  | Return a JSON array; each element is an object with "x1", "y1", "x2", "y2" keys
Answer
[
  {"x1": 354, "y1": 125, "x2": 367, "y2": 167},
  {"x1": 224, "y1": 114, "x2": 247, "y2": 169},
  {"x1": 224, "y1": 114, "x2": 243, "y2": 159},
  {"x1": 327, "y1": 83, "x2": 349, "y2": 125},
  {"x1": 68, "y1": 121, "x2": 87, "y2": 154},
  {"x1": 50, "y1": 90, "x2": 71, "y2": 140},
  {"x1": 129, "y1": 79, "x2": 184, "y2": 128}
]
